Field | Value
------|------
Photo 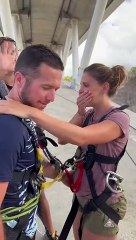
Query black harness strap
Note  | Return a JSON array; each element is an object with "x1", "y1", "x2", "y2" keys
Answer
[
  {"x1": 85, "y1": 145, "x2": 97, "y2": 199},
  {"x1": 11, "y1": 169, "x2": 34, "y2": 183},
  {"x1": 78, "y1": 187, "x2": 121, "y2": 240},
  {"x1": 82, "y1": 110, "x2": 94, "y2": 127},
  {"x1": 93, "y1": 153, "x2": 120, "y2": 164},
  {"x1": 83, "y1": 188, "x2": 121, "y2": 225},
  {"x1": 59, "y1": 196, "x2": 79, "y2": 240}
]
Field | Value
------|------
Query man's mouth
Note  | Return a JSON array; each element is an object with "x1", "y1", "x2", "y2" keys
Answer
[{"x1": 39, "y1": 102, "x2": 50, "y2": 107}]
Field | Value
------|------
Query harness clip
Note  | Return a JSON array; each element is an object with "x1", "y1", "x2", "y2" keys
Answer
[{"x1": 106, "y1": 171, "x2": 123, "y2": 194}]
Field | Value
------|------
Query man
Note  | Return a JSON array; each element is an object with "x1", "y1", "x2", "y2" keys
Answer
[
  {"x1": 0, "y1": 37, "x2": 17, "y2": 99},
  {"x1": 0, "y1": 37, "x2": 58, "y2": 240},
  {"x1": 0, "y1": 44, "x2": 63, "y2": 240}
]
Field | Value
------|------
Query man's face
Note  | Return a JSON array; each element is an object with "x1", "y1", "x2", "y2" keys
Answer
[{"x1": 19, "y1": 64, "x2": 62, "y2": 110}]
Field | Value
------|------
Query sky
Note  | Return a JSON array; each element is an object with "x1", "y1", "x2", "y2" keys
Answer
[{"x1": 65, "y1": 0, "x2": 136, "y2": 75}]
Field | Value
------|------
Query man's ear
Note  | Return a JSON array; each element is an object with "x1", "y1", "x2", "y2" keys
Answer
[
  {"x1": 14, "y1": 72, "x2": 26, "y2": 89},
  {"x1": 102, "y1": 82, "x2": 110, "y2": 94}
]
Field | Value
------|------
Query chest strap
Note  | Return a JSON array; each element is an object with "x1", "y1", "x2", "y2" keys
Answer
[{"x1": 11, "y1": 169, "x2": 33, "y2": 183}]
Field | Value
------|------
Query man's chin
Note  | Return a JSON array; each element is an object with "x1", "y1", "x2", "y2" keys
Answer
[
  {"x1": 38, "y1": 105, "x2": 47, "y2": 111},
  {"x1": 24, "y1": 102, "x2": 47, "y2": 111}
]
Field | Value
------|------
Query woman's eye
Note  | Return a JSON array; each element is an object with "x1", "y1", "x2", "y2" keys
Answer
[{"x1": 83, "y1": 83, "x2": 89, "y2": 87}]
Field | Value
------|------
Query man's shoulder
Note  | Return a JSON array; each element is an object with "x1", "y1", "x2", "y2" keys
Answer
[
  {"x1": 0, "y1": 115, "x2": 28, "y2": 138},
  {"x1": 0, "y1": 114, "x2": 23, "y2": 125}
]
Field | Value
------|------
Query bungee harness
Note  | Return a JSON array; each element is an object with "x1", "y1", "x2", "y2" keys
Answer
[
  {"x1": 59, "y1": 105, "x2": 129, "y2": 240},
  {"x1": 0, "y1": 121, "x2": 60, "y2": 240}
]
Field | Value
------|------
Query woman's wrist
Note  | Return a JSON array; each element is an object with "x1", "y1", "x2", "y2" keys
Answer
[
  {"x1": 27, "y1": 106, "x2": 37, "y2": 119},
  {"x1": 77, "y1": 110, "x2": 86, "y2": 117}
]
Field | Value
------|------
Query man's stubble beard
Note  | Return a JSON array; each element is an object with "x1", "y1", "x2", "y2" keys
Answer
[
  {"x1": 20, "y1": 84, "x2": 34, "y2": 107},
  {"x1": 20, "y1": 85, "x2": 45, "y2": 111}
]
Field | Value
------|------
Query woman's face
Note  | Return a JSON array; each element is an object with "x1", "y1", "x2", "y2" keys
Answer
[{"x1": 79, "y1": 72, "x2": 107, "y2": 107}]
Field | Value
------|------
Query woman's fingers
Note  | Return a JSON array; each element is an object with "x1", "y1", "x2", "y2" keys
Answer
[
  {"x1": 77, "y1": 92, "x2": 93, "y2": 107},
  {"x1": 77, "y1": 91, "x2": 92, "y2": 103}
]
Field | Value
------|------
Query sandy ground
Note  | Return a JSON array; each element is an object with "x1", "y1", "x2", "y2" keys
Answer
[{"x1": 36, "y1": 84, "x2": 136, "y2": 240}]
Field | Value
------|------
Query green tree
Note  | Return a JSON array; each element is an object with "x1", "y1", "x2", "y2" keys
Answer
[
  {"x1": 64, "y1": 76, "x2": 72, "y2": 82},
  {"x1": 129, "y1": 67, "x2": 136, "y2": 81}
]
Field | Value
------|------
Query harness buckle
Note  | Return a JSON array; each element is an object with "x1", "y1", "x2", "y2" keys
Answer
[
  {"x1": 106, "y1": 171, "x2": 123, "y2": 194},
  {"x1": 75, "y1": 154, "x2": 85, "y2": 163},
  {"x1": 74, "y1": 147, "x2": 85, "y2": 162},
  {"x1": 30, "y1": 172, "x2": 46, "y2": 189},
  {"x1": 63, "y1": 153, "x2": 85, "y2": 170},
  {"x1": 63, "y1": 159, "x2": 73, "y2": 169}
]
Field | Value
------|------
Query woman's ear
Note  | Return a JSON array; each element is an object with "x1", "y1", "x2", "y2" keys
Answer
[{"x1": 103, "y1": 82, "x2": 110, "y2": 94}]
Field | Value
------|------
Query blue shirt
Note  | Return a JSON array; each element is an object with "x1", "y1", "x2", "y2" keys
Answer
[{"x1": 0, "y1": 114, "x2": 38, "y2": 238}]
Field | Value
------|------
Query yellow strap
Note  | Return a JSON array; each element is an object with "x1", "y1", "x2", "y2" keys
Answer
[
  {"x1": 37, "y1": 147, "x2": 44, "y2": 161},
  {"x1": 37, "y1": 147, "x2": 64, "y2": 189},
  {"x1": 52, "y1": 231, "x2": 58, "y2": 239},
  {"x1": 41, "y1": 172, "x2": 64, "y2": 190}
]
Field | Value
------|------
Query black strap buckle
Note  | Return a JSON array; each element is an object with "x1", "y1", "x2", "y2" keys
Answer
[{"x1": 83, "y1": 199, "x2": 97, "y2": 214}]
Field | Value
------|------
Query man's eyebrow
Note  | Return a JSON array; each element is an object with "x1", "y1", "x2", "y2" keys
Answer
[
  {"x1": 41, "y1": 84, "x2": 59, "y2": 90},
  {"x1": 41, "y1": 83, "x2": 54, "y2": 87}
]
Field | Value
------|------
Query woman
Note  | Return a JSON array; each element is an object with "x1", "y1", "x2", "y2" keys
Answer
[{"x1": 0, "y1": 64, "x2": 129, "y2": 240}]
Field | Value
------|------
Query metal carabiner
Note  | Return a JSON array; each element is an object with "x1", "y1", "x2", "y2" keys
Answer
[
  {"x1": 34, "y1": 173, "x2": 46, "y2": 187},
  {"x1": 106, "y1": 171, "x2": 124, "y2": 194}
]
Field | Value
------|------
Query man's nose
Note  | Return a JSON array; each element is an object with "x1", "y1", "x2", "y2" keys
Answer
[{"x1": 46, "y1": 89, "x2": 56, "y2": 102}]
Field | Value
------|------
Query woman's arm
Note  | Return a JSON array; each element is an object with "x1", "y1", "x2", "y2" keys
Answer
[
  {"x1": 0, "y1": 100, "x2": 123, "y2": 146},
  {"x1": 29, "y1": 109, "x2": 122, "y2": 146},
  {"x1": 58, "y1": 112, "x2": 85, "y2": 145}
]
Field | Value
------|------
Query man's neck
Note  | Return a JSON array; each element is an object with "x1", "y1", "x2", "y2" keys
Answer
[{"x1": 8, "y1": 89, "x2": 21, "y2": 102}]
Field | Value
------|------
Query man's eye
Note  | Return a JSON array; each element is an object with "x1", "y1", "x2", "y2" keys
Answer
[{"x1": 42, "y1": 86, "x2": 49, "y2": 90}]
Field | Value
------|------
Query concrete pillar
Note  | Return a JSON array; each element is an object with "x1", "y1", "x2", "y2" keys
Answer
[
  {"x1": 0, "y1": 0, "x2": 14, "y2": 38},
  {"x1": 62, "y1": 25, "x2": 72, "y2": 68},
  {"x1": 0, "y1": 30, "x2": 3, "y2": 37},
  {"x1": 71, "y1": 19, "x2": 79, "y2": 89},
  {"x1": 12, "y1": 15, "x2": 24, "y2": 51},
  {"x1": 78, "y1": 0, "x2": 108, "y2": 83},
  {"x1": 55, "y1": 45, "x2": 63, "y2": 59}
]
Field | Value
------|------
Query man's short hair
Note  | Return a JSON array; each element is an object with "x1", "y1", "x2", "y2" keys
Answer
[
  {"x1": 15, "y1": 44, "x2": 64, "y2": 77},
  {"x1": 0, "y1": 37, "x2": 16, "y2": 46}
]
